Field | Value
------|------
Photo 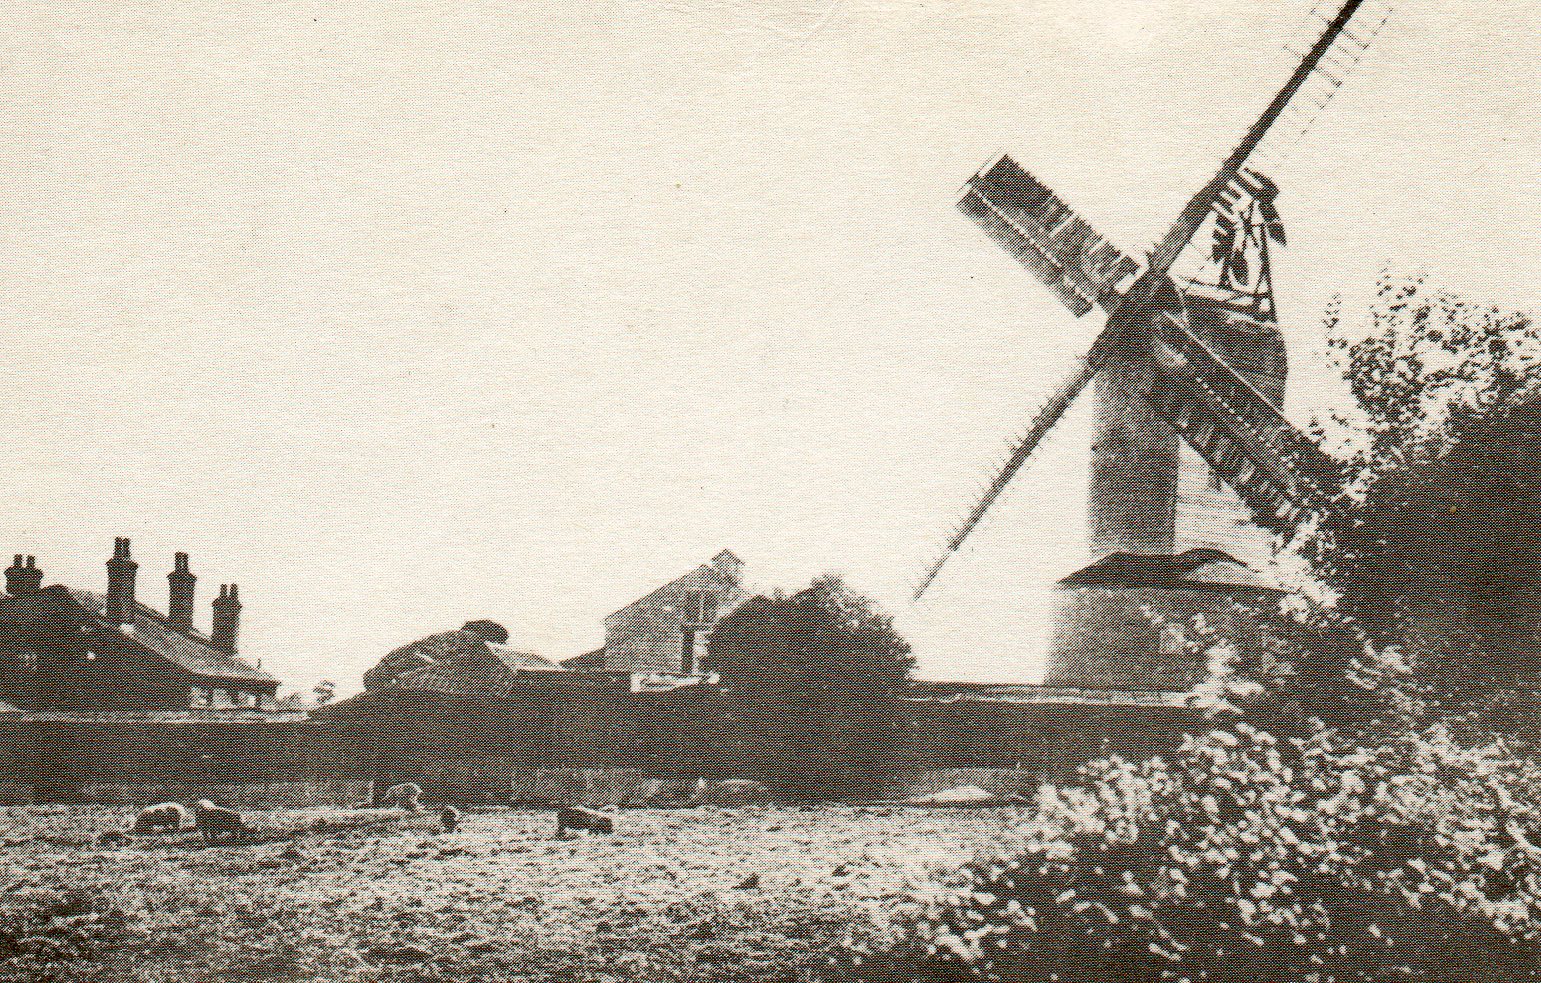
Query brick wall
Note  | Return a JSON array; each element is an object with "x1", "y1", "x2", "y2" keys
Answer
[{"x1": 0, "y1": 683, "x2": 1207, "y2": 802}]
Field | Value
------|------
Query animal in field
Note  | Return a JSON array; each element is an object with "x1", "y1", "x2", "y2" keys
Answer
[
  {"x1": 191, "y1": 799, "x2": 248, "y2": 843},
  {"x1": 439, "y1": 806, "x2": 461, "y2": 832},
  {"x1": 556, "y1": 805, "x2": 613, "y2": 837},
  {"x1": 380, "y1": 782, "x2": 423, "y2": 813},
  {"x1": 132, "y1": 802, "x2": 190, "y2": 834}
]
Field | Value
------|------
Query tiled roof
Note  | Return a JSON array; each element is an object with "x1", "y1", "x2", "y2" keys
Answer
[
  {"x1": 365, "y1": 628, "x2": 565, "y2": 703},
  {"x1": 366, "y1": 629, "x2": 562, "y2": 690},
  {"x1": 1058, "y1": 548, "x2": 1285, "y2": 593},
  {"x1": 62, "y1": 588, "x2": 276, "y2": 686}
]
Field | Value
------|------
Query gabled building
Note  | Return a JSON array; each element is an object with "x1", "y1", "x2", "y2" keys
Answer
[
  {"x1": 0, "y1": 540, "x2": 279, "y2": 713},
  {"x1": 594, "y1": 550, "x2": 748, "y2": 675}
]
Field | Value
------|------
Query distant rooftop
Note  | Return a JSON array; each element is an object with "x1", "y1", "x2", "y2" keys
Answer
[
  {"x1": 68, "y1": 589, "x2": 277, "y2": 685},
  {"x1": 0, "y1": 586, "x2": 275, "y2": 687}
]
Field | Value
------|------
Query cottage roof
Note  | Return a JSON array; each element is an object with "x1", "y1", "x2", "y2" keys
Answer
[
  {"x1": 364, "y1": 626, "x2": 565, "y2": 702},
  {"x1": 365, "y1": 626, "x2": 562, "y2": 690},
  {"x1": 389, "y1": 646, "x2": 566, "y2": 702},
  {"x1": 69, "y1": 589, "x2": 277, "y2": 685},
  {"x1": 0, "y1": 587, "x2": 276, "y2": 686},
  {"x1": 487, "y1": 643, "x2": 564, "y2": 673},
  {"x1": 1058, "y1": 548, "x2": 1285, "y2": 593}
]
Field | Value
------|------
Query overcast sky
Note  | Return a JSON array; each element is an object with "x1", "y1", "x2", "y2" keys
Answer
[{"x1": 1, "y1": 1, "x2": 1537, "y2": 695}]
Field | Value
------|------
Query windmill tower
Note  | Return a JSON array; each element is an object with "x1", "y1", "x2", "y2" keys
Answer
[{"x1": 916, "y1": 1, "x2": 1388, "y2": 690}]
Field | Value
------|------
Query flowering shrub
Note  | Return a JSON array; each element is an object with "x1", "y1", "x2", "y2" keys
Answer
[{"x1": 843, "y1": 724, "x2": 1541, "y2": 982}]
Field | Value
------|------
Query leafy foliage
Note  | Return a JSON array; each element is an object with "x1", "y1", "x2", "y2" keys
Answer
[
  {"x1": 705, "y1": 575, "x2": 914, "y2": 799},
  {"x1": 843, "y1": 725, "x2": 1541, "y2": 983},
  {"x1": 1305, "y1": 273, "x2": 1541, "y2": 720}
]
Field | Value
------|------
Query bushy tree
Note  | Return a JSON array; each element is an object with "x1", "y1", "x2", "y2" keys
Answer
[
  {"x1": 705, "y1": 575, "x2": 915, "y2": 799},
  {"x1": 1304, "y1": 273, "x2": 1541, "y2": 725}
]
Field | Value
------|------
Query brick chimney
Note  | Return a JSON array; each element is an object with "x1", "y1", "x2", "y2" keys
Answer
[
  {"x1": 211, "y1": 583, "x2": 241, "y2": 654},
  {"x1": 167, "y1": 552, "x2": 196, "y2": 632},
  {"x1": 105, "y1": 537, "x2": 139, "y2": 624},
  {"x1": 5, "y1": 555, "x2": 41, "y2": 597}
]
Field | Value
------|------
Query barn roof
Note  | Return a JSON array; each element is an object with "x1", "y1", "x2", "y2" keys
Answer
[
  {"x1": 365, "y1": 627, "x2": 566, "y2": 703},
  {"x1": 365, "y1": 627, "x2": 563, "y2": 691},
  {"x1": 0, "y1": 587, "x2": 275, "y2": 687},
  {"x1": 1058, "y1": 548, "x2": 1285, "y2": 593}
]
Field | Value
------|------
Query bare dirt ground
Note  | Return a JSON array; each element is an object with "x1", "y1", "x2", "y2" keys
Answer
[{"x1": 0, "y1": 804, "x2": 1023, "y2": 982}]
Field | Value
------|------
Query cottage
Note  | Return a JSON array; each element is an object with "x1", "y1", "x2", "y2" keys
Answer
[
  {"x1": 0, "y1": 540, "x2": 279, "y2": 713},
  {"x1": 583, "y1": 550, "x2": 747, "y2": 676}
]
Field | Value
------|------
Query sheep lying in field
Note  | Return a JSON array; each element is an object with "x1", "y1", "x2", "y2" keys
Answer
[
  {"x1": 380, "y1": 782, "x2": 423, "y2": 813},
  {"x1": 191, "y1": 799, "x2": 248, "y2": 843},
  {"x1": 132, "y1": 802, "x2": 190, "y2": 834},
  {"x1": 556, "y1": 805, "x2": 613, "y2": 837}
]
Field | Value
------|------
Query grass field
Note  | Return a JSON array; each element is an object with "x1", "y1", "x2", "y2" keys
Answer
[{"x1": 0, "y1": 803, "x2": 1025, "y2": 982}]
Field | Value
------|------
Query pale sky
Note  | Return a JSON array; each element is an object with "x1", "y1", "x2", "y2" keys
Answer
[{"x1": 1, "y1": 1, "x2": 1537, "y2": 695}]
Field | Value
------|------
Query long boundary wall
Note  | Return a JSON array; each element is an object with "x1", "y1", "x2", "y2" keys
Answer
[{"x1": 0, "y1": 686, "x2": 1205, "y2": 804}]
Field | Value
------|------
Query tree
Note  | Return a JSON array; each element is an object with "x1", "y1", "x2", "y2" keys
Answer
[
  {"x1": 1302, "y1": 273, "x2": 1541, "y2": 726},
  {"x1": 312, "y1": 679, "x2": 337, "y2": 706},
  {"x1": 704, "y1": 575, "x2": 915, "y2": 799}
]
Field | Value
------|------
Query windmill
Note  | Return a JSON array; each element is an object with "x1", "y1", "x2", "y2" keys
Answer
[{"x1": 915, "y1": 1, "x2": 1390, "y2": 689}]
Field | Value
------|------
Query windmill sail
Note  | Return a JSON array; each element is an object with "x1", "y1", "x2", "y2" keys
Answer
[
  {"x1": 1144, "y1": 305, "x2": 1338, "y2": 530},
  {"x1": 915, "y1": 0, "x2": 1384, "y2": 600},
  {"x1": 1148, "y1": 0, "x2": 1385, "y2": 274},
  {"x1": 959, "y1": 156, "x2": 1141, "y2": 317},
  {"x1": 913, "y1": 326, "x2": 1124, "y2": 600}
]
